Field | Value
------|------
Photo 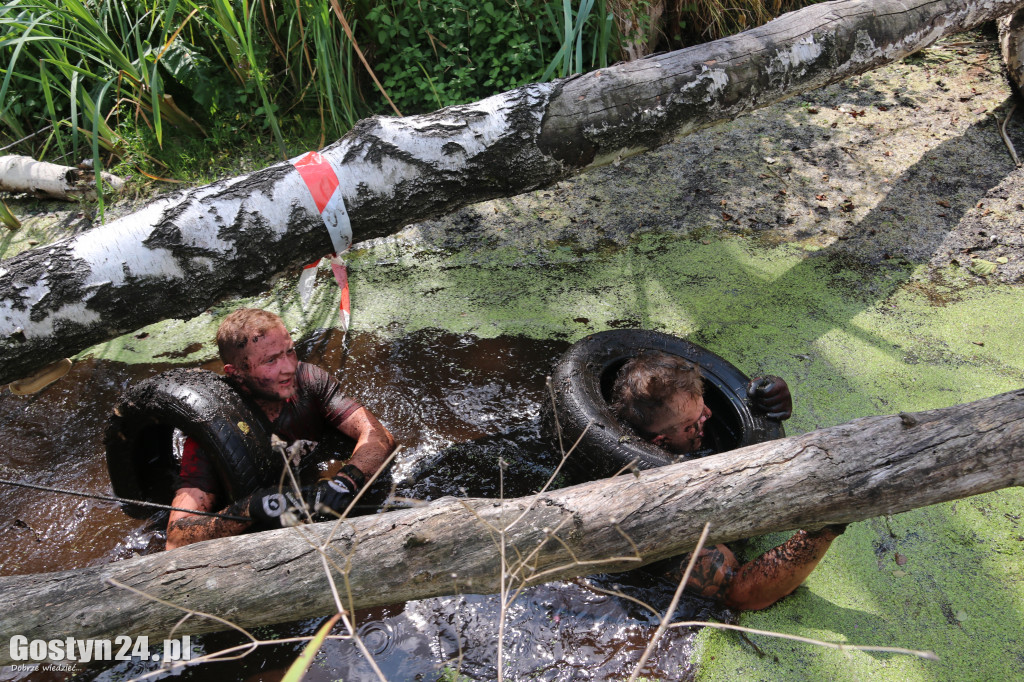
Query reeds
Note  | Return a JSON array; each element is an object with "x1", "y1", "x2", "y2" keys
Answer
[
  {"x1": 541, "y1": 0, "x2": 616, "y2": 80},
  {"x1": 1, "y1": 1, "x2": 183, "y2": 161},
  {"x1": 1, "y1": 0, "x2": 819, "y2": 176}
]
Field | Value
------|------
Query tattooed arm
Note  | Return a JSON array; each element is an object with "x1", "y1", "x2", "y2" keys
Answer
[
  {"x1": 165, "y1": 487, "x2": 253, "y2": 550},
  {"x1": 680, "y1": 526, "x2": 846, "y2": 611}
]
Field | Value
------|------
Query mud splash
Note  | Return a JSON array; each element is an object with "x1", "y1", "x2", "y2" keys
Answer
[{"x1": 0, "y1": 328, "x2": 724, "y2": 681}]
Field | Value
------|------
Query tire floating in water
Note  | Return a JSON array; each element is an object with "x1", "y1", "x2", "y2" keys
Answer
[
  {"x1": 104, "y1": 368, "x2": 277, "y2": 518},
  {"x1": 547, "y1": 329, "x2": 784, "y2": 481}
]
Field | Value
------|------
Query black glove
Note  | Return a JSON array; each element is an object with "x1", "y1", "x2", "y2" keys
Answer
[
  {"x1": 248, "y1": 465, "x2": 364, "y2": 527},
  {"x1": 747, "y1": 376, "x2": 793, "y2": 420},
  {"x1": 308, "y1": 475, "x2": 357, "y2": 521},
  {"x1": 248, "y1": 488, "x2": 308, "y2": 529}
]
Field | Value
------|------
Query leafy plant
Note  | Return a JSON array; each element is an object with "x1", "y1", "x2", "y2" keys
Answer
[
  {"x1": 435, "y1": 666, "x2": 473, "y2": 682},
  {"x1": 178, "y1": 0, "x2": 286, "y2": 156},
  {"x1": 362, "y1": 0, "x2": 542, "y2": 113},
  {"x1": 0, "y1": 0, "x2": 212, "y2": 210}
]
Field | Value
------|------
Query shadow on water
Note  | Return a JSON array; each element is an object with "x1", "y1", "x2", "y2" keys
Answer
[{"x1": 0, "y1": 328, "x2": 728, "y2": 682}]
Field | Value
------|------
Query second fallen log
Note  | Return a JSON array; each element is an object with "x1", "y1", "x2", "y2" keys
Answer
[
  {"x1": 0, "y1": 389, "x2": 1020, "y2": 665},
  {"x1": 0, "y1": 155, "x2": 124, "y2": 200}
]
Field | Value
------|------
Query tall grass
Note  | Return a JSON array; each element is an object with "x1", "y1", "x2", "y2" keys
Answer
[
  {"x1": 2, "y1": 0, "x2": 819, "y2": 177},
  {"x1": 269, "y1": 0, "x2": 365, "y2": 142},
  {"x1": 0, "y1": 0, "x2": 217, "y2": 203},
  {"x1": 2, "y1": 1, "x2": 176, "y2": 159},
  {"x1": 177, "y1": 0, "x2": 286, "y2": 156},
  {"x1": 541, "y1": 0, "x2": 615, "y2": 80}
]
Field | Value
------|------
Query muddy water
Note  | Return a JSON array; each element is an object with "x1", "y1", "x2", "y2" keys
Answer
[{"x1": 0, "y1": 329, "x2": 720, "y2": 681}]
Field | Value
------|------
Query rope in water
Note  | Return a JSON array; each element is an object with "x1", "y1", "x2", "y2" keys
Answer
[
  {"x1": 0, "y1": 477, "x2": 250, "y2": 522},
  {"x1": 0, "y1": 477, "x2": 404, "y2": 521}
]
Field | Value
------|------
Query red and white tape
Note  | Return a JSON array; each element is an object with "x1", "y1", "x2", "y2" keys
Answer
[{"x1": 291, "y1": 151, "x2": 352, "y2": 331}]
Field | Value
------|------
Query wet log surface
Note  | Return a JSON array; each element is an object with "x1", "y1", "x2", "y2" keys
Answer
[
  {"x1": 1000, "y1": 8, "x2": 1024, "y2": 94},
  {"x1": 0, "y1": 389, "x2": 1020, "y2": 664},
  {"x1": 4, "y1": 0, "x2": 1024, "y2": 384}
]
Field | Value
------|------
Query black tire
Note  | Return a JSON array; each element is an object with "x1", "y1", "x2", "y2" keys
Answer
[
  {"x1": 547, "y1": 329, "x2": 785, "y2": 482},
  {"x1": 105, "y1": 369, "x2": 277, "y2": 518}
]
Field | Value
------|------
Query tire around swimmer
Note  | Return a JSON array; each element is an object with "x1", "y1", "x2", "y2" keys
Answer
[
  {"x1": 546, "y1": 329, "x2": 785, "y2": 482},
  {"x1": 105, "y1": 368, "x2": 277, "y2": 518}
]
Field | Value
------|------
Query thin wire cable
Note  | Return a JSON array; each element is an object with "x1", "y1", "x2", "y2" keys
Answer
[
  {"x1": 0, "y1": 476, "x2": 405, "y2": 521},
  {"x1": 0, "y1": 125, "x2": 53, "y2": 152},
  {"x1": 0, "y1": 477, "x2": 250, "y2": 521}
]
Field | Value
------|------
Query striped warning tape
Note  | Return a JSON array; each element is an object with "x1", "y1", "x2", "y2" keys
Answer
[{"x1": 291, "y1": 152, "x2": 352, "y2": 331}]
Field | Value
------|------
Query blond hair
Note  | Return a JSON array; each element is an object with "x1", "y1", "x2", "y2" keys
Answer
[{"x1": 216, "y1": 308, "x2": 286, "y2": 367}]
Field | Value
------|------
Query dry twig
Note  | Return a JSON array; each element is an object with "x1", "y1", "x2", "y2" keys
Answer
[{"x1": 999, "y1": 103, "x2": 1021, "y2": 167}]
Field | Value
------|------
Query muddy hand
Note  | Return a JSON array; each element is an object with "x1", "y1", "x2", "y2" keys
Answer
[
  {"x1": 310, "y1": 476, "x2": 356, "y2": 521},
  {"x1": 747, "y1": 376, "x2": 792, "y2": 420}
]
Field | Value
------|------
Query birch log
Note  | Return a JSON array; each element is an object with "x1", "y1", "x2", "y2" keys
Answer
[
  {"x1": 2, "y1": 0, "x2": 1023, "y2": 385},
  {"x1": 0, "y1": 155, "x2": 124, "y2": 200},
  {"x1": 0, "y1": 390, "x2": 1021, "y2": 663},
  {"x1": 999, "y1": 8, "x2": 1024, "y2": 91}
]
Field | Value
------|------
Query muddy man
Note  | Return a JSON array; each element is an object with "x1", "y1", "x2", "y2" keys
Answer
[
  {"x1": 165, "y1": 308, "x2": 395, "y2": 549},
  {"x1": 611, "y1": 350, "x2": 845, "y2": 610}
]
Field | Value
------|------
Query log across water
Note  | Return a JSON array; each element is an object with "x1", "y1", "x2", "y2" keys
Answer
[
  {"x1": 4, "y1": 0, "x2": 1024, "y2": 384},
  {"x1": 0, "y1": 390, "x2": 1020, "y2": 665}
]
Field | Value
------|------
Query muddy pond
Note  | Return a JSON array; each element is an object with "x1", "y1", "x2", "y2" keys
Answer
[{"x1": 0, "y1": 328, "x2": 729, "y2": 681}]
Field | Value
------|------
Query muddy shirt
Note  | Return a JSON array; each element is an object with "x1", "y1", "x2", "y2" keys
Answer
[{"x1": 176, "y1": 362, "x2": 362, "y2": 496}]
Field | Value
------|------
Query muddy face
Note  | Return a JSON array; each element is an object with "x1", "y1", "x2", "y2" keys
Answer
[
  {"x1": 646, "y1": 391, "x2": 712, "y2": 454},
  {"x1": 224, "y1": 324, "x2": 299, "y2": 404}
]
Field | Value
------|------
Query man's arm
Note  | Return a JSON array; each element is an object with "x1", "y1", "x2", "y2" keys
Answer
[
  {"x1": 334, "y1": 406, "x2": 396, "y2": 486},
  {"x1": 166, "y1": 487, "x2": 252, "y2": 550},
  {"x1": 747, "y1": 376, "x2": 793, "y2": 420},
  {"x1": 680, "y1": 525, "x2": 845, "y2": 610}
]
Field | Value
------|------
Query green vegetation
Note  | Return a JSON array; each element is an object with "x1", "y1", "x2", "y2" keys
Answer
[
  {"x1": 1, "y1": 0, "x2": 621, "y2": 176},
  {"x1": 366, "y1": 0, "x2": 583, "y2": 112},
  {"x1": 2, "y1": 0, "x2": 822, "y2": 187},
  {"x1": 435, "y1": 666, "x2": 473, "y2": 682}
]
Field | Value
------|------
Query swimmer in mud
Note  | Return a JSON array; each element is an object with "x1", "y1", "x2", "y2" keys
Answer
[
  {"x1": 611, "y1": 350, "x2": 846, "y2": 610},
  {"x1": 165, "y1": 308, "x2": 395, "y2": 549}
]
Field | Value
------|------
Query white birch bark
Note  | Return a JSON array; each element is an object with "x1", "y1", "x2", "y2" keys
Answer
[
  {"x1": 999, "y1": 8, "x2": 1024, "y2": 91},
  {"x1": 3, "y1": 0, "x2": 1024, "y2": 384},
  {"x1": 0, "y1": 155, "x2": 124, "y2": 200}
]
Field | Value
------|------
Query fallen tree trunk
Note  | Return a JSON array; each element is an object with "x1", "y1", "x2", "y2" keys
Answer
[
  {"x1": 999, "y1": 8, "x2": 1024, "y2": 101},
  {"x1": 2, "y1": 0, "x2": 1023, "y2": 384},
  {"x1": 0, "y1": 155, "x2": 125, "y2": 200},
  {"x1": 0, "y1": 390, "x2": 1020, "y2": 664},
  {"x1": 1000, "y1": 11, "x2": 1024, "y2": 89}
]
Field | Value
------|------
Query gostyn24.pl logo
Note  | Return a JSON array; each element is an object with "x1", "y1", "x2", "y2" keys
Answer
[{"x1": 9, "y1": 635, "x2": 192, "y2": 663}]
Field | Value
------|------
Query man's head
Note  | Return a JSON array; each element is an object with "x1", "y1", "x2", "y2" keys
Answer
[
  {"x1": 217, "y1": 308, "x2": 298, "y2": 402},
  {"x1": 611, "y1": 350, "x2": 711, "y2": 454}
]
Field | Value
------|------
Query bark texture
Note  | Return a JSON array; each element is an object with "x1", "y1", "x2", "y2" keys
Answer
[
  {"x1": 3, "y1": 0, "x2": 1024, "y2": 384},
  {"x1": 999, "y1": 8, "x2": 1024, "y2": 91},
  {"x1": 0, "y1": 155, "x2": 124, "y2": 200},
  {"x1": 0, "y1": 390, "x2": 1021, "y2": 663}
]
